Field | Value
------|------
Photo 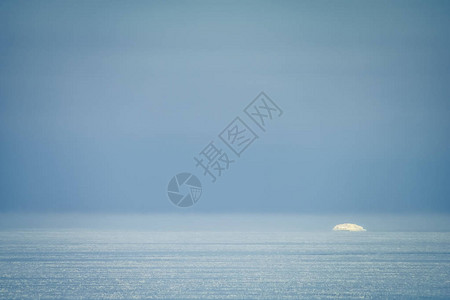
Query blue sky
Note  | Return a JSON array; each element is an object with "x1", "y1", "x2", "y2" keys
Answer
[{"x1": 0, "y1": 0, "x2": 449, "y2": 213}]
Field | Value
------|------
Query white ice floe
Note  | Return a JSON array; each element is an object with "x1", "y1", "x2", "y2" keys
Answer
[{"x1": 333, "y1": 223, "x2": 366, "y2": 232}]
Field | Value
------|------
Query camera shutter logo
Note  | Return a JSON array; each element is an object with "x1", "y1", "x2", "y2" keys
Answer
[{"x1": 167, "y1": 173, "x2": 202, "y2": 207}]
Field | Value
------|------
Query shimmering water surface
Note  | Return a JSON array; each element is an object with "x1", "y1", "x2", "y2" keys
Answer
[{"x1": 0, "y1": 231, "x2": 449, "y2": 299}]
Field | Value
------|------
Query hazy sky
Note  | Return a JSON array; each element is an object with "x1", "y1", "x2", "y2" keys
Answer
[{"x1": 1, "y1": 0, "x2": 449, "y2": 213}]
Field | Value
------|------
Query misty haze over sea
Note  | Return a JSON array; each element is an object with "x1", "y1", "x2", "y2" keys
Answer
[{"x1": 1, "y1": 213, "x2": 450, "y2": 232}]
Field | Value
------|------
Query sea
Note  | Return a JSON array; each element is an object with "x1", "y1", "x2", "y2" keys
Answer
[{"x1": 0, "y1": 226, "x2": 449, "y2": 299}]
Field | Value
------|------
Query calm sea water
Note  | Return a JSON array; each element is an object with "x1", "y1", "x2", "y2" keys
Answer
[{"x1": 0, "y1": 230, "x2": 449, "y2": 299}]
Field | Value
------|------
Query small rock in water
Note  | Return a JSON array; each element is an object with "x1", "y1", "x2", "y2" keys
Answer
[{"x1": 333, "y1": 223, "x2": 366, "y2": 232}]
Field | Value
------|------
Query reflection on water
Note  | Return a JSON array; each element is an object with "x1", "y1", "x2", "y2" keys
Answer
[{"x1": 0, "y1": 230, "x2": 449, "y2": 299}]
